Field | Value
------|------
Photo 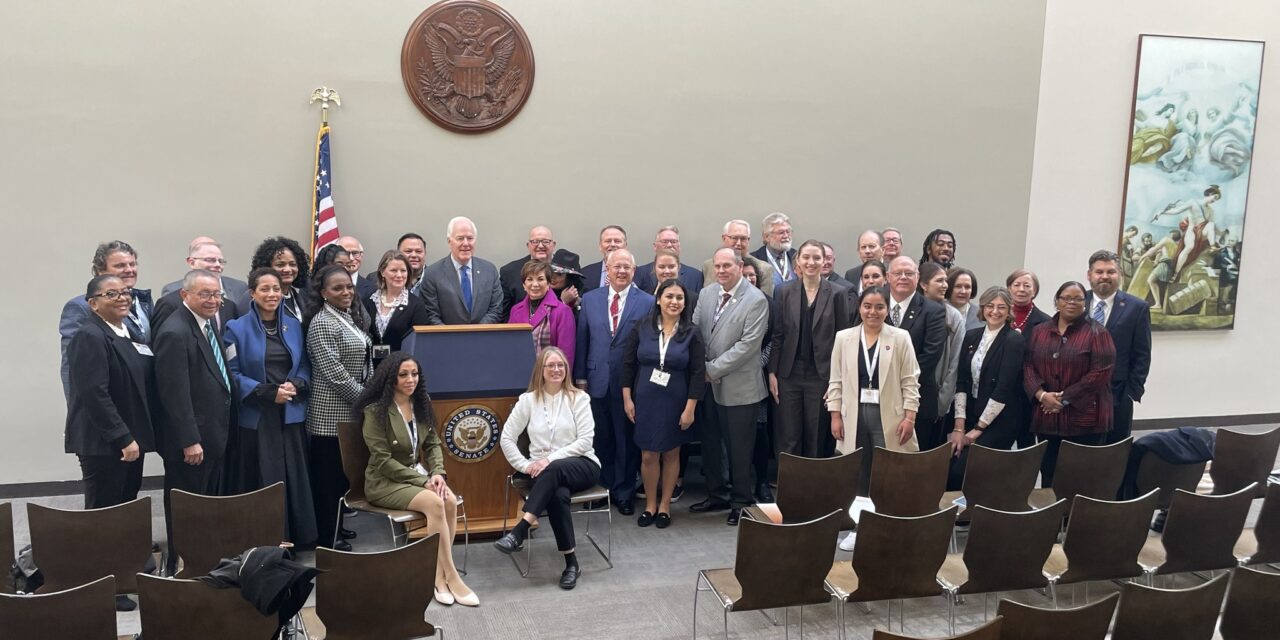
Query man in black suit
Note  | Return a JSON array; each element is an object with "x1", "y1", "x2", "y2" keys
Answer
[
  {"x1": 581, "y1": 225, "x2": 627, "y2": 293},
  {"x1": 338, "y1": 236, "x2": 378, "y2": 302},
  {"x1": 886, "y1": 256, "x2": 947, "y2": 449},
  {"x1": 843, "y1": 230, "x2": 885, "y2": 293},
  {"x1": 821, "y1": 242, "x2": 854, "y2": 289},
  {"x1": 750, "y1": 212, "x2": 796, "y2": 290},
  {"x1": 420, "y1": 216, "x2": 505, "y2": 324},
  {"x1": 160, "y1": 239, "x2": 248, "y2": 303},
  {"x1": 499, "y1": 225, "x2": 556, "y2": 320},
  {"x1": 153, "y1": 269, "x2": 234, "y2": 573},
  {"x1": 634, "y1": 225, "x2": 704, "y2": 294},
  {"x1": 398, "y1": 232, "x2": 429, "y2": 295},
  {"x1": 1086, "y1": 250, "x2": 1152, "y2": 445}
]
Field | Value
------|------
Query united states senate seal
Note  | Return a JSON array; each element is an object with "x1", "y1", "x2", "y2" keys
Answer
[
  {"x1": 443, "y1": 404, "x2": 501, "y2": 462},
  {"x1": 400, "y1": 0, "x2": 535, "y2": 133}
]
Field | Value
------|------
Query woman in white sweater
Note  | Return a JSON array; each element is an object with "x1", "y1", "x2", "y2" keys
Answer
[{"x1": 494, "y1": 346, "x2": 600, "y2": 590}]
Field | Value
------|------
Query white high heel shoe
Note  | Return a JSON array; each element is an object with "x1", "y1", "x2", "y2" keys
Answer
[{"x1": 434, "y1": 586, "x2": 455, "y2": 606}]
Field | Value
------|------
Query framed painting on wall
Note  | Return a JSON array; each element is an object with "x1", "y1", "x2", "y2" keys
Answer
[{"x1": 1119, "y1": 34, "x2": 1264, "y2": 331}]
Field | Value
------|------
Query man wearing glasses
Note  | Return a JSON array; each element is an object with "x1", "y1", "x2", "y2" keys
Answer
[
  {"x1": 500, "y1": 225, "x2": 557, "y2": 320},
  {"x1": 634, "y1": 226, "x2": 704, "y2": 294},
  {"x1": 885, "y1": 256, "x2": 948, "y2": 449},
  {"x1": 701, "y1": 220, "x2": 776, "y2": 296},
  {"x1": 338, "y1": 236, "x2": 376, "y2": 302},
  {"x1": 155, "y1": 240, "x2": 243, "y2": 334}
]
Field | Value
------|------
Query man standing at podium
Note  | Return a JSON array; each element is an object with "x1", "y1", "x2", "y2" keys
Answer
[
  {"x1": 575, "y1": 249, "x2": 653, "y2": 516},
  {"x1": 421, "y1": 217, "x2": 505, "y2": 325}
]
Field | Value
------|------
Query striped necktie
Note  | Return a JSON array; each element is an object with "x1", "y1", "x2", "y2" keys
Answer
[{"x1": 204, "y1": 321, "x2": 230, "y2": 390}]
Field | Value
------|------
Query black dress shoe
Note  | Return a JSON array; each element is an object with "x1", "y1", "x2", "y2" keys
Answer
[
  {"x1": 115, "y1": 595, "x2": 137, "y2": 611},
  {"x1": 689, "y1": 498, "x2": 731, "y2": 513},
  {"x1": 726, "y1": 508, "x2": 742, "y2": 526},
  {"x1": 338, "y1": 527, "x2": 357, "y2": 540},
  {"x1": 755, "y1": 483, "x2": 775, "y2": 503},
  {"x1": 341, "y1": 504, "x2": 357, "y2": 516},
  {"x1": 559, "y1": 563, "x2": 580, "y2": 590},
  {"x1": 655, "y1": 512, "x2": 672, "y2": 529},
  {"x1": 493, "y1": 532, "x2": 524, "y2": 555},
  {"x1": 617, "y1": 500, "x2": 635, "y2": 516},
  {"x1": 637, "y1": 511, "x2": 655, "y2": 527},
  {"x1": 333, "y1": 539, "x2": 352, "y2": 552}
]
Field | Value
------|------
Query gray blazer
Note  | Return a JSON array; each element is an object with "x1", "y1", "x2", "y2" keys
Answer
[
  {"x1": 419, "y1": 256, "x2": 504, "y2": 325},
  {"x1": 693, "y1": 279, "x2": 770, "y2": 407}
]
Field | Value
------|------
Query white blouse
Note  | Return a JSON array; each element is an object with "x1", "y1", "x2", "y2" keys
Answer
[
  {"x1": 500, "y1": 390, "x2": 599, "y2": 473},
  {"x1": 953, "y1": 326, "x2": 1006, "y2": 426}
]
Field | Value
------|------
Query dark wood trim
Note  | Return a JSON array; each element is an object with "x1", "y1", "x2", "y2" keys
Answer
[{"x1": 1134, "y1": 412, "x2": 1280, "y2": 432}]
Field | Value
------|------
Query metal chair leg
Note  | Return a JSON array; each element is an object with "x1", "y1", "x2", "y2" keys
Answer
[
  {"x1": 458, "y1": 498, "x2": 469, "y2": 575},
  {"x1": 693, "y1": 573, "x2": 703, "y2": 639},
  {"x1": 783, "y1": 607, "x2": 790, "y2": 639},
  {"x1": 947, "y1": 589, "x2": 956, "y2": 635},
  {"x1": 332, "y1": 497, "x2": 345, "y2": 548}
]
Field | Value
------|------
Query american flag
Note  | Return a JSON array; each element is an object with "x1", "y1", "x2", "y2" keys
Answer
[{"x1": 310, "y1": 124, "x2": 340, "y2": 259}]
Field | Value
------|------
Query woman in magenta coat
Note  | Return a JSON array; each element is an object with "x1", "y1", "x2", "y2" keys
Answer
[{"x1": 507, "y1": 260, "x2": 577, "y2": 370}]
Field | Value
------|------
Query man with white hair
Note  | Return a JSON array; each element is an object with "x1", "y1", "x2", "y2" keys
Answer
[
  {"x1": 702, "y1": 220, "x2": 776, "y2": 296},
  {"x1": 420, "y1": 216, "x2": 505, "y2": 324},
  {"x1": 751, "y1": 212, "x2": 796, "y2": 289},
  {"x1": 337, "y1": 236, "x2": 376, "y2": 301},
  {"x1": 161, "y1": 238, "x2": 248, "y2": 302}
]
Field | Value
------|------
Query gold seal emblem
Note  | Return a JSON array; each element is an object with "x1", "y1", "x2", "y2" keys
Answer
[{"x1": 442, "y1": 404, "x2": 501, "y2": 462}]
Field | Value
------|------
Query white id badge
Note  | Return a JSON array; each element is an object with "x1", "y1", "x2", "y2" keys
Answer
[
  {"x1": 414, "y1": 463, "x2": 429, "y2": 476},
  {"x1": 649, "y1": 370, "x2": 671, "y2": 387},
  {"x1": 133, "y1": 343, "x2": 153, "y2": 356},
  {"x1": 860, "y1": 388, "x2": 880, "y2": 404}
]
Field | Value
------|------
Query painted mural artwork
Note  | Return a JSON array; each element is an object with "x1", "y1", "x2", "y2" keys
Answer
[{"x1": 1119, "y1": 35, "x2": 1264, "y2": 331}]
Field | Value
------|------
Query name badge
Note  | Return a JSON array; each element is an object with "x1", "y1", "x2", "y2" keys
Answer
[
  {"x1": 860, "y1": 388, "x2": 880, "y2": 404},
  {"x1": 414, "y1": 463, "x2": 429, "y2": 476},
  {"x1": 373, "y1": 344, "x2": 391, "y2": 359},
  {"x1": 649, "y1": 370, "x2": 671, "y2": 387},
  {"x1": 133, "y1": 343, "x2": 153, "y2": 356}
]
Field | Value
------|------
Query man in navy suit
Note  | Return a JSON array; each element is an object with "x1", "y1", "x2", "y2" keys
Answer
[
  {"x1": 581, "y1": 225, "x2": 628, "y2": 293},
  {"x1": 420, "y1": 217, "x2": 505, "y2": 324},
  {"x1": 574, "y1": 248, "x2": 653, "y2": 515},
  {"x1": 634, "y1": 225, "x2": 704, "y2": 294},
  {"x1": 886, "y1": 256, "x2": 948, "y2": 449},
  {"x1": 1086, "y1": 250, "x2": 1152, "y2": 445}
]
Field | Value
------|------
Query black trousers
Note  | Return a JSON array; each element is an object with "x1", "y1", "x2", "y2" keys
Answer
[
  {"x1": 79, "y1": 455, "x2": 144, "y2": 510},
  {"x1": 309, "y1": 435, "x2": 350, "y2": 548},
  {"x1": 703, "y1": 401, "x2": 758, "y2": 508},
  {"x1": 775, "y1": 370, "x2": 830, "y2": 458},
  {"x1": 1107, "y1": 393, "x2": 1135, "y2": 445},
  {"x1": 591, "y1": 396, "x2": 640, "y2": 503},
  {"x1": 517, "y1": 457, "x2": 601, "y2": 551},
  {"x1": 1038, "y1": 432, "x2": 1108, "y2": 487},
  {"x1": 163, "y1": 454, "x2": 225, "y2": 572}
]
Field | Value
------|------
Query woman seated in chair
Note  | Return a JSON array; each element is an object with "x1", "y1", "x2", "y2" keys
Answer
[
  {"x1": 352, "y1": 352, "x2": 477, "y2": 607},
  {"x1": 494, "y1": 346, "x2": 600, "y2": 590}
]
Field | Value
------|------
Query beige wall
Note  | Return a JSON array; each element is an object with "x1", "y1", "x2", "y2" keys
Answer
[
  {"x1": 1, "y1": 1, "x2": 1046, "y2": 483},
  {"x1": 1026, "y1": 0, "x2": 1279, "y2": 421}
]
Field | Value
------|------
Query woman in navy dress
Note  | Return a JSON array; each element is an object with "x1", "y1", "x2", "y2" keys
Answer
[{"x1": 622, "y1": 279, "x2": 705, "y2": 528}]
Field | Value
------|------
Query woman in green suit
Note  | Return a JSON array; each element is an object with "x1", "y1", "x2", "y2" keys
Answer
[{"x1": 353, "y1": 352, "x2": 477, "y2": 607}]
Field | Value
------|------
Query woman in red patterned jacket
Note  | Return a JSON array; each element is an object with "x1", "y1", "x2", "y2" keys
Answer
[{"x1": 1023, "y1": 280, "x2": 1116, "y2": 486}]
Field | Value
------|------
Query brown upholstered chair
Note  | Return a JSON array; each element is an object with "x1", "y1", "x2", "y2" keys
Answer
[
  {"x1": 26, "y1": 497, "x2": 152, "y2": 594},
  {"x1": 1029, "y1": 437, "x2": 1131, "y2": 510},
  {"x1": 744, "y1": 451, "x2": 861, "y2": 527},
  {"x1": 1041, "y1": 490, "x2": 1159, "y2": 606},
  {"x1": 335, "y1": 421, "x2": 468, "y2": 570},
  {"x1": 0, "y1": 502, "x2": 13, "y2": 594},
  {"x1": 169, "y1": 482, "x2": 286, "y2": 577},
  {"x1": 870, "y1": 445, "x2": 952, "y2": 517},
  {"x1": 870, "y1": 617, "x2": 1002, "y2": 640},
  {"x1": 1110, "y1": 572, "x2": 1228, "y2": 640},
  {"x1": 315, "y1": 535, "x2": 442, "y2": 640},
  {"x1": 0, "y1": 575, "x2": 116, "y2": 639},
  {"x1": 1234, "y1": 481, "x2": 1280, "y2": 565},
  {"x1": 994, "y1": 592, "x2": 1117, "y2": 640},
  {"x1": 1219, "y1": 566, "x2": 1280, "y2": 640},
  {"x1": 1210, "y1": 427, "x2": 1280, "y2": 497},
  {"x1": 1137, "y1": 484, "x2": 1254, "y2": 580},
  {"x1": 941, "y1": 442, "x2": 1045, "y2": 518},
  {"x1": 694, "y1": 510, "x2": 843, "y2": 639},
  {"x1": 137, "y1": 573, "x2": 278, "y2": 639},
  {"x1": 1135, "y1": 454, "x2": 1206, "y2": 511},
  {"x1": 826, "y1": 506, "x2": 957, "y2": 637},
  {"x1": 936, "y1": 500, "x2": 1066, "y2": 634}
]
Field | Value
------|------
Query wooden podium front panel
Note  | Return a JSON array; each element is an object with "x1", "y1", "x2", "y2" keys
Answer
[{"x1": 431, "y1": 396, "x2": 520, "y2": 535}]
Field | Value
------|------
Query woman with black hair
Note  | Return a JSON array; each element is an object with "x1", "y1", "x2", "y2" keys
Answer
[
  {"x1": 247, "y1": 236, "x2": 311, "y2": 321},
  {"x1": 355, "y1": 352, "x2": 475, "y2": 605},
  {"x1": 620, "y1": 279, "x2": 705, "y2": 528}
]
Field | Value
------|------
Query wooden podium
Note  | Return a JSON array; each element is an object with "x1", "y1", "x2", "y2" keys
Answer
[{"x1": 402, "y1": 324, "x2": 535, "y2": 535}]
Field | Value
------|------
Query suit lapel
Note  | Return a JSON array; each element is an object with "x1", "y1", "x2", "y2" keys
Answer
[
  {"x1": 811, "y1": 282, "x2": 832, "y2": 330},
  {"x1": 978, "y1": 326, "x2": 1009, "y2": 381},
  {"x1": 1106, "y1": 293, "x2": 1126, "y2": 330},
  {"x1": 610, "y1": 286, "x2": 642, "y2": 344},
  {"x1": 96, "y1": 316, "x2": 149, "y2": 405},
  {"x1": 898, "y1": 296, "x2": 922, "y2": 330},
  {"x1": 185, "y1": 311, "x2": 226, "y2": 391}
]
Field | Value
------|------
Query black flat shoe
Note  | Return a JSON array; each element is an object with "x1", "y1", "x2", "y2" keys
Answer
[
  {"x1": 333, "y1": 539, "x2": 352, "y2": 552},
  {"x1": 559, "y1": 563, "x2": 580, "y2": 590},
  {"x1": 115, "y1": 595, "x2": 137, "y2": 612},
  {"x1": 755, "y1": 483, "x2": 775, "y2": 503},
  {"x1": 617, "y1": 500, "x2": 635, "y2": 516},
  {"x1": 655, "y1": 512, "x2": 672, "y2": 529},
  {"x1": 690, "y1": 498, "x2": 731, "y2": 513},
  {"x1": 493, "y1": 532, "x2": 524, "y2": 555},
  {"x1": 637, "y1": 511, "x2": 655, "y2": 527},
  {"x1": 338, "y1": 527, "x2": 357, "y2": 540},
  {"x1": 726, "y1": 508, "x2": 741, "y2": 526}
]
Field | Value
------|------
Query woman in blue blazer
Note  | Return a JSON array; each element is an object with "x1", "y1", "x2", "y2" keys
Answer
[{"x1": 224, "y1": 267, "x2": 317, "y2": 547}]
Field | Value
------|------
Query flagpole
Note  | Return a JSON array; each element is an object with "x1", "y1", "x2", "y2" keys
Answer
[{"x1": 309, "y1": 87, "x2": 341, "y2": 260}]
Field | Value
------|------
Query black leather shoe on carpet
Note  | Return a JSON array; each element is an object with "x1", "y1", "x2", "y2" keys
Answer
[
  {"x1": 338, "y1": 527, "x2": 357, "y2": 540},
  {"x1": 493, "y1": 532, "x2": 524, "y2": 555},
  {"x1": 726, "y1": 508, "x2": 741, "y2": 526},
  {"x1": 617, "y1": 500, "x2": 635, "y2": 516},
  {"x1": 115, "y1": 595, "x2": 137, "y2": 611},
  {"x1": 689, "y1": 498, "x2": 730, "y2": 513},
  {"x1": 559, "y1": 563, "x2": 580, "y2": 589},
  {"x1": 333, "y1": 539, "x2": 352, "y2": 552}
]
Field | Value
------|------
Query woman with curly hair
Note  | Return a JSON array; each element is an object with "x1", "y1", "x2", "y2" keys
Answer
[
  {"x1": 248, "y1": 236, "x2": 311, "y2": 321},
  {"x1": 354, "y1": 352, "x2": 476, "y2": 606}
]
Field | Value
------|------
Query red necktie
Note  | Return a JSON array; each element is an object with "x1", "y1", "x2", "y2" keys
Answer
[{"x1": 610, "y1": 292, "x2": 620, "y2": 335}]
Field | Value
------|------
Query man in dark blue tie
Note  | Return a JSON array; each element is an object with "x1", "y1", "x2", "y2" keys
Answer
[
  {"x1": 420, "y1": 216, "x2": 505, "y2": 324},
  {"x1": 1085, "y1": 250, "x2": 1152, "y2": 445}
]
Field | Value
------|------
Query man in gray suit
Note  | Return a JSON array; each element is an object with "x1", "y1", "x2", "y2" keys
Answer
[
  {"x1": 420, "y1": 216, "x2": 505, "y2": 324},
  {"x1": 689, "y1": 247, "x2": 770, "y2": 525}
]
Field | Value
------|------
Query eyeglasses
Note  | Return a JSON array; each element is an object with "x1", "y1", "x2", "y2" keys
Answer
[
  {"x1": 194, "y1": 257, "x2": 229, "y2": 266},
  {"x1": 345, "y1": 250, "x2": 365, "y2": 257},
  {"x1": 656, "y1": 239, "x2": 680, "y2": 246},
  {"x1": 888, "y1": 270, "x2": 917, "y2": 279},
  {"x1": 724, "y1": 235, "x2": 751, "y2": 243},
  {"x1": 528, "y1": 239, "x2": 554, "y2": 247},
  {"x1": 90, "y1": 289, "x2": 134, "y2": 301},
  {"x1": 543, "y1": 362, "x2": 567, "y2": 370},
  {"x1": 1057, "y1": 296, "x2": 1086, "y2": 304},
  {"x1": 191, "y1": 291, "x2": 226, "y2": 301},
  {"x1": 982, "y1": 304, "x2": 1010, "y2": 312}
]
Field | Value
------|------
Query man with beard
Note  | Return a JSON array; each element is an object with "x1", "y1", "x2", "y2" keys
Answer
[
  {"x1": 1085, "y1": 250, "x2": 1151, "y2": 445},
  {"x1": 920, "y1": 229, "x2": 957, "y2": 269},
  {"x1": 398, "y1": 232, "x2": 428, "y2": 295},
  {"x1": 751, "y1": 212, "x2": 796, "y2": 289}
]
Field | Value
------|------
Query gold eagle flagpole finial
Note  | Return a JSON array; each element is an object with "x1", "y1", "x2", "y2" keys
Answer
[{"x1": 309, "y1": 87, "x2": 342, "y2": 125}]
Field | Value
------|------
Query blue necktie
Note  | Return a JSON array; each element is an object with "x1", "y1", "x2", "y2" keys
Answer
[
  {"x1": 1092, "y1": 300, "x2": 1106, "y2": 324},
  {"x1": 204, "y1": 321, "x2": 230, "y2": 390},
  {"x1": 461, "y1": 265, "x2": 474, "y2": 314}
]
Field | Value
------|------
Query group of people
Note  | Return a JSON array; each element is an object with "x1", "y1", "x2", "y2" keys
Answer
[{"x1": 59, "y1": 211, "x2": 1152, "y2": 597}]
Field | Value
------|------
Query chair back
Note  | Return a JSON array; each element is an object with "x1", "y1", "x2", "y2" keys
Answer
[
  {"x1": 1247, "y1": 482, "x2": 1280, "y2": 564},
  {"x1": 869, "y1": 445, "x2": 951, "y2": 517},
  {"x1": 171, "y1": 482, "x2": 286, "y2": 577},
  {"x1": 336, "y1": 420, "x2": 371, "y2": 502},
  {"x1": 775, "y1": 452, "x2": 861, "y2": 527},
  {"x1": 1155, "y1": 483, "x2": 1255, "y2": 575},
  {"x1": 0, "y1": 575, "x2": 116, "y2": 639},
  {"x1": 732, "y1": 510, "x2": 842, "y2": 611},
  {"x1": 27, "y1": 497, "x2": 152, "y2": 594},
  {"x1": 958, "y1": 442, "x2": 1045, "y2": 512},
  {"x1": 1111, "y1": 572, "x2": 1228, "y2": 640},
  {"x1": 316, "y1": 535, "x2": 440, "y2": 640},
  {"x1": 957, "y1": 500, "x2": 1065, "y2": 594},
  {"x1": 1219, "y1": 566, "x2": 1280, "y2": 640},
  {"x1": 847, "y1": 506, "x2": 957, "y2": 602},
  {"x1": 1211, "y1": 427, "x2": 1280, "y2": 497},
  {"x1": 137, "y1": 573, "x2": 278, "y2": 639},
  {"x1": 1135, "y1": 455, "x2": 1206, "y2": 510},
  {"x1": 1057, "y1": 490, "x2": 1158, "y2": 585},
  {"x1": 995, "y1": 592, "x2": 1117, "y2": 640},
  {"x1": 0, "y1": 502, "x2": 13, "y2": 594},
  {"x1": 1049, "y1": 437, "x2": 1131, "y2": 503},
  {"x1": 871, "y1": 616, "x2": 1002, "y2": 639}
]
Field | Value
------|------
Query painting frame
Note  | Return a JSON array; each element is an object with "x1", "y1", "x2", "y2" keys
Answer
[{"x1": 1117, "y1": 34, "x2": 1264, "y2": 331}]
